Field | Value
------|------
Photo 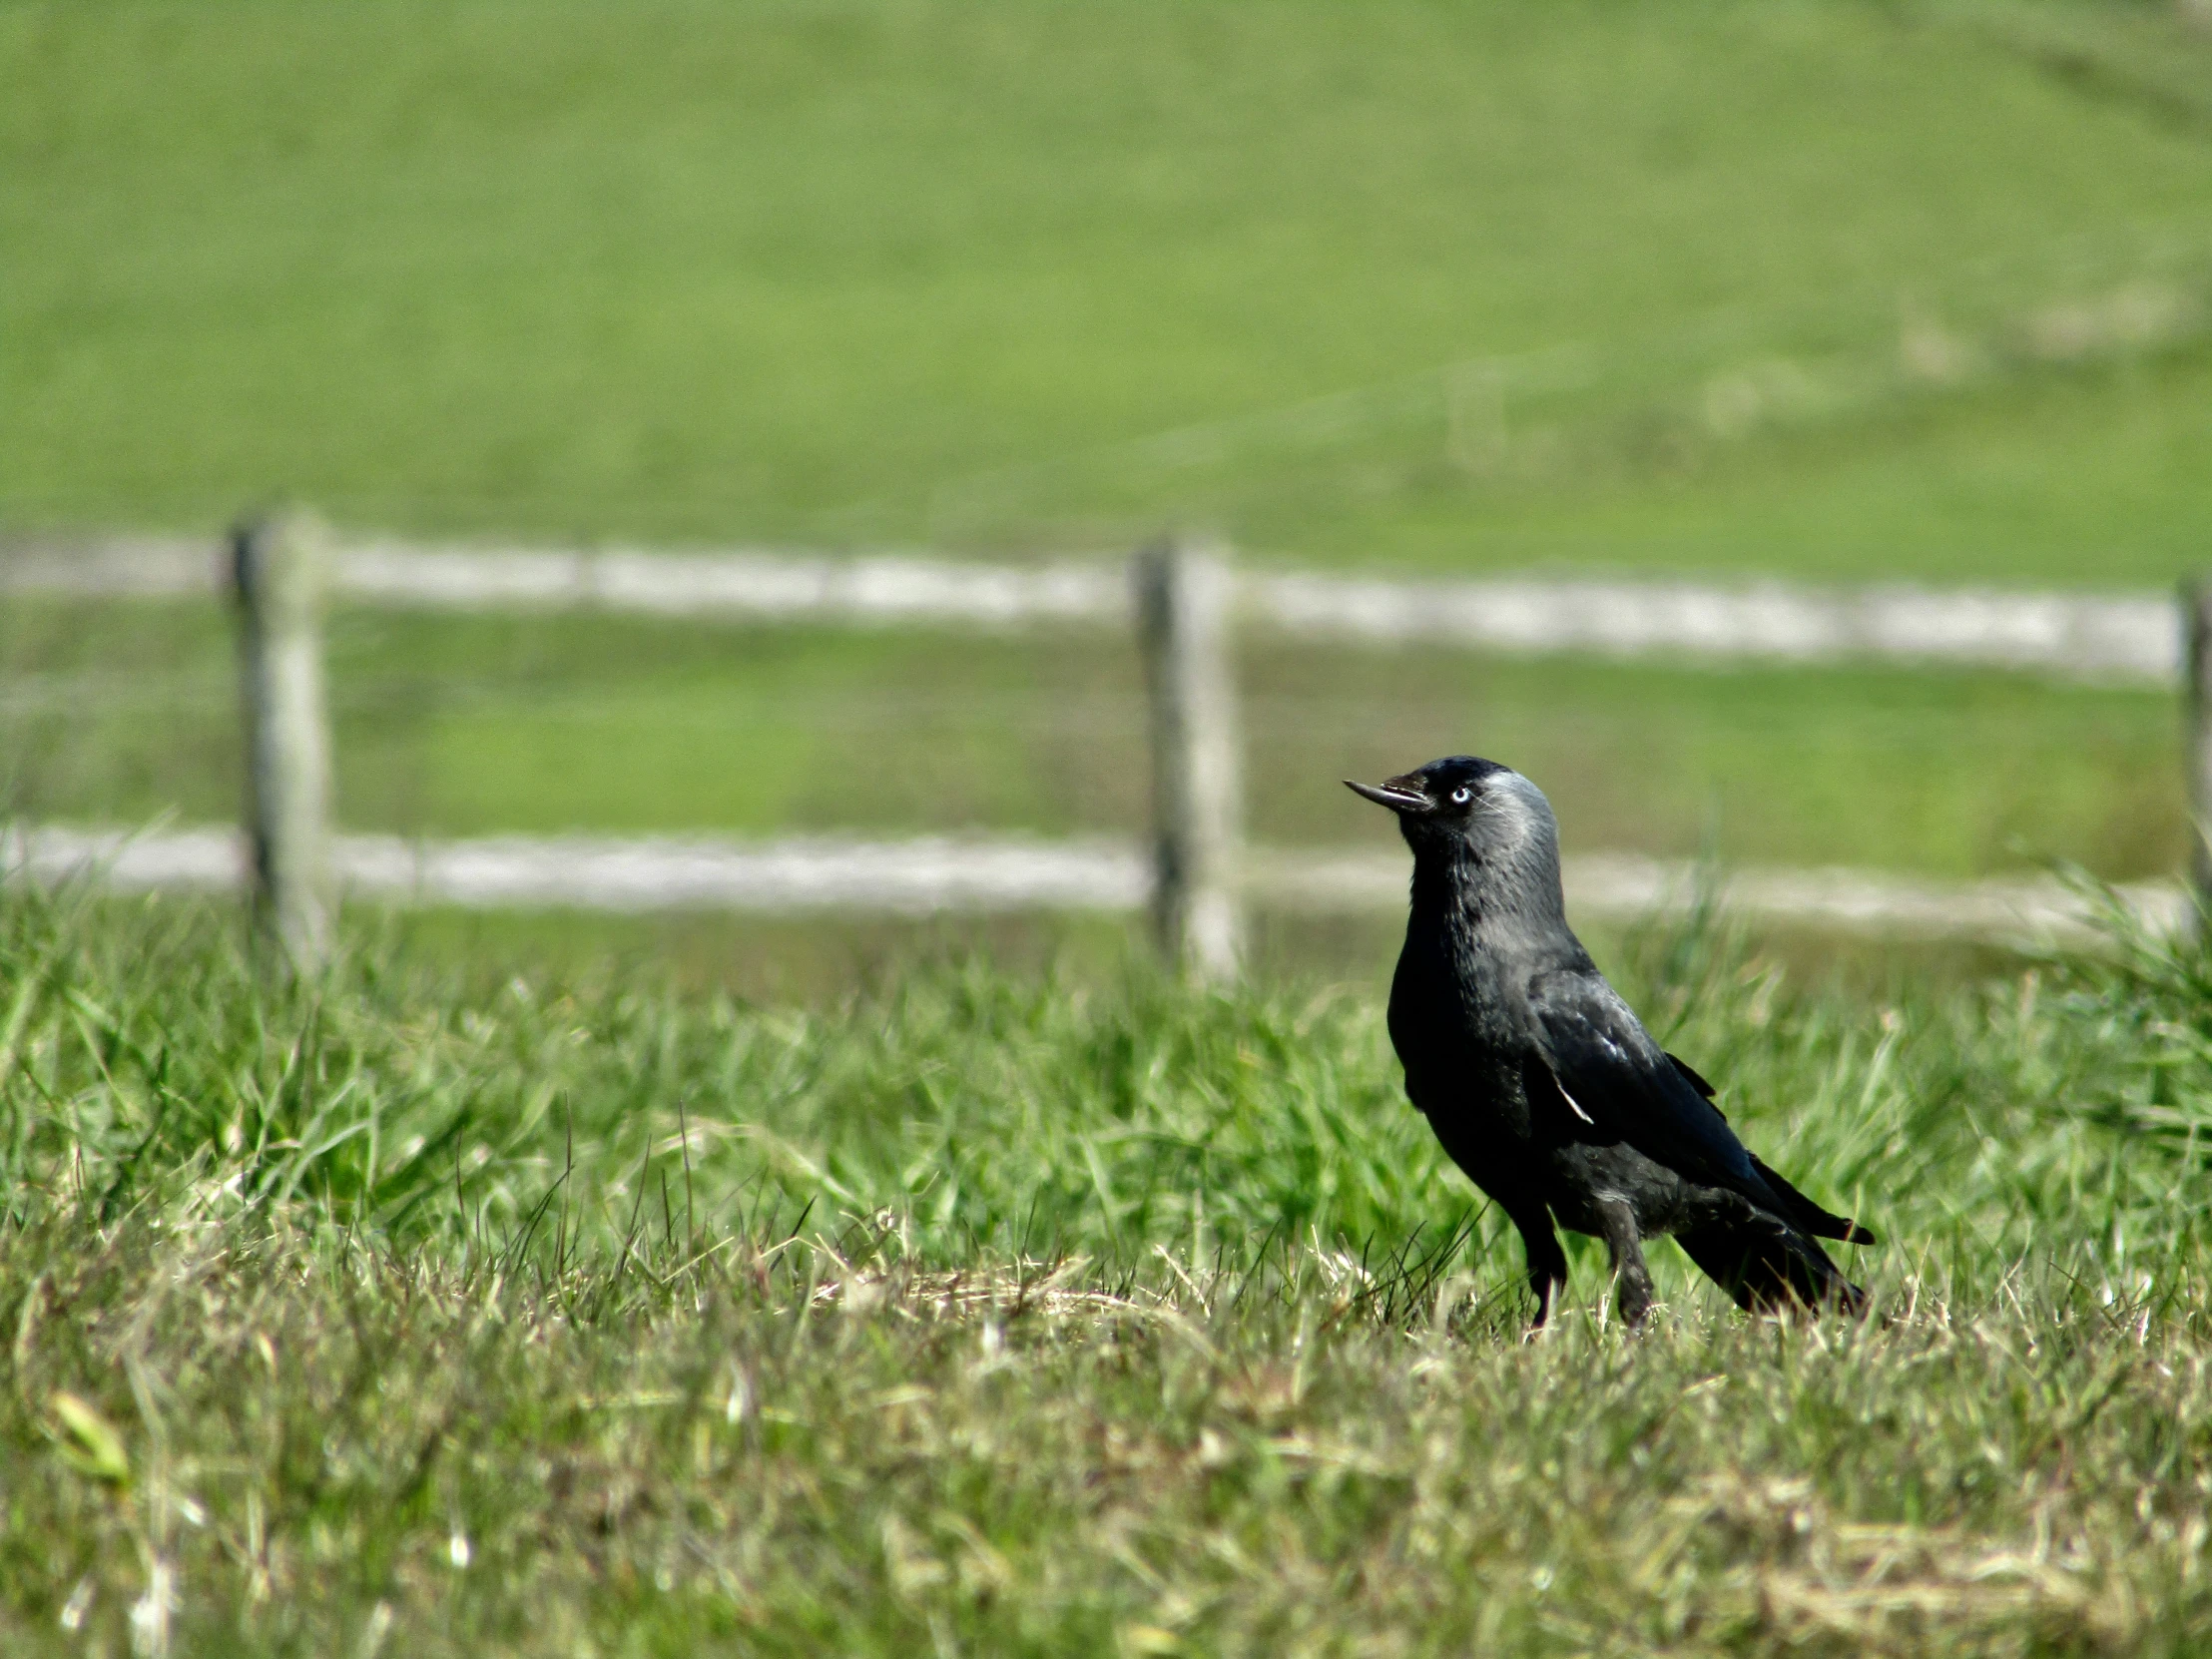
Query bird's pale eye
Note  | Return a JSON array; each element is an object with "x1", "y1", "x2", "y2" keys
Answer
[{"x1": 1450, "y1": 786, "x2": 1472, "y2": 805}]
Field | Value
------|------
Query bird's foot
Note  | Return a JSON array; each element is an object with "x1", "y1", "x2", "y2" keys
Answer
[{"x1": 1613, "y1": 1270, "x2": 1655, "y2": 1333}]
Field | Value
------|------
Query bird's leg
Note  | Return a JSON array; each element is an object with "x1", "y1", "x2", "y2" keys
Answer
[
  {"x1": 1508, "y1": 1206, "x2": 1569, "y2": 1332},
  {"x1": 1594, "y1": 1197, "x2": 1654, "y2": 1331}
]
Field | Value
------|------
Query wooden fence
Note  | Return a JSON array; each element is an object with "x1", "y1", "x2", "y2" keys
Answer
[{"x1": 0, "y1": 519, "x2": 2200, "y2": 976}]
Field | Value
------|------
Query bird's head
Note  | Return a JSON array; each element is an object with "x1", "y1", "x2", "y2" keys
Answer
[{"x1": 1345, "y1": 756, "x2": 1558, "y2": 863}]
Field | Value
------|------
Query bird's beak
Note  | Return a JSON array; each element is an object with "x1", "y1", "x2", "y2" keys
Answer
[{"x1": 1345, "y1": 775, "x2": 1429, "y2": 814}]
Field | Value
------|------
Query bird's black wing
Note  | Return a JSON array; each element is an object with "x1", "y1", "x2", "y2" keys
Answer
[
  {"x1": 1666, "y1": 1050, "x2": 1876, "y2": 1245},
  {"x1": 1528, "y1": 976, "x2": 1872, "y2": 1312},
  {"x1": 1666, "y1": 1052, "x2": 1721, "y2": 1108},
  {"x1": 1524, "y1": 968, "x2": 1778, "y2": 1206}
]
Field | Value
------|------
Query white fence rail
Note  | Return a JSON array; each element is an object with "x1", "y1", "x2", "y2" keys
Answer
[
  {"x1": 0, "y1": 531, "x2": 2180, "y2": 682},
  {"x1": 1252, "y1": 572, "x2": 2174, "y2": 683},
  {"x1": 0, "y1": 522, "x2": 2201, "y2": 970},
  {"x1": 8, "y1": 825, "x2": 2182, "y2": 946}
]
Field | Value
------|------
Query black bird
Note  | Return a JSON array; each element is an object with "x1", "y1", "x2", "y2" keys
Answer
[{"x1": 1347, "y1": 756, "x2": 1873, "y2": 1329}]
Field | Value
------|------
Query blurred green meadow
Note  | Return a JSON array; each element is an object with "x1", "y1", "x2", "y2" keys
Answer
[
  {"x1": 7, "y1": 0, "x2": 2212, "y2": 577},
  {"x1": 6, "y1": 0, "x2": 2212, "y2": 924},
  {"x1": 6, "y1": 0, "x2": 2212, "y2": 907}
]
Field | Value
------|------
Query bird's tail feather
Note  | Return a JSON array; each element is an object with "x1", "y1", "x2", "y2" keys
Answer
[
  {"x1": 1747, "y1": 1154, "x2": 1877, "y2": 1246},
  {"x1": 1675, "y1": 1217, "x2": 1867, "y2": 1317}
]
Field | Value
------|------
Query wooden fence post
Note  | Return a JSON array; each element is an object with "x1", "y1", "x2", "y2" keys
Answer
[
  {"x1": 2176, "y1": 579, "x2": 2212, "y2": 924},
  {"x1": 233, "y1": 510, "x2": 334, "y2": 970},
  {"x1": 1136, "y1": 537, "x2": 1243, "y2": 982},
  {"x1": 2186, "y1": 579, "x2": 2212, "y2": 918}
]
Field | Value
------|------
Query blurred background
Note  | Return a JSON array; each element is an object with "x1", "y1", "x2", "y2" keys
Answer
[{"x1": 3, "y1": 0, "x2": 2209, "y2": 990}]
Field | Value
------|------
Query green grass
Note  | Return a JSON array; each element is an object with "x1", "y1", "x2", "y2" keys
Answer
[
  {"x1": 5, "y1": 0, "x2": 2212, "y2": 580},
  {"x1": 0, "y1": 596, "x2": 2183, "y2": 881},
  {"x1": 13, "y1": 10, "x2": 2212, "y2": 1643},
  {"x1": 5, "y1": 885, "x2": 2212, "y2": 1651}
]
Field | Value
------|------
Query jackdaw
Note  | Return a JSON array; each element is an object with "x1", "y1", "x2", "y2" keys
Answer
[{"x1": 1348, "y1": 756, "x2": 1873, "y2": 1328}]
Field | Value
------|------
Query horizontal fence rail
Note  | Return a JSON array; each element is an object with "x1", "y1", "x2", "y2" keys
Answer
[
  {"x1": 0, "y1": 532, "x2": 2179, "y2": 683},
  {"x1": 5, "y1": 824, "x2": 2182, "y2": 945},
  {"x1": 1250, "y1": 573, "x2": 2175, "y2": 683}
]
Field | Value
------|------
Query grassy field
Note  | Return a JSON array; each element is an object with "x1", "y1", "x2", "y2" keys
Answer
[
  {"x1": 11, "y1": 8, "x2": 2212, "y2": 1650},
  {"x1": 4, "y1": 0, "x2": 2212, "y2": 580},
  {"x1": 4, "y1": 888, "x2": 2212, "y2": 1652}
]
